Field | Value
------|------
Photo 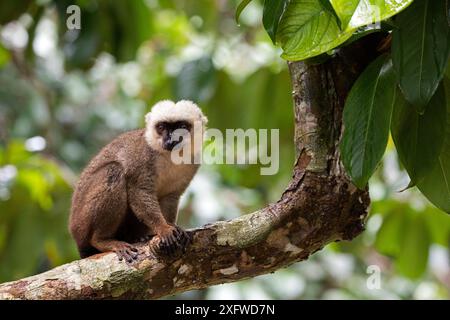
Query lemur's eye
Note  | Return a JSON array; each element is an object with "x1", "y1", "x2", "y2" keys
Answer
[
  {"x1": 179, "y1": 124, "x2": 187, "y2": 130},
  {"x1": 156, "y1": 123, "x2": 165, "y2": 131}
]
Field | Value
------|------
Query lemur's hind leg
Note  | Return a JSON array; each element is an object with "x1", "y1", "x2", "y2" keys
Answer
[{"x1": 85, "y1": 163, "x2": 140, "y2": 262}]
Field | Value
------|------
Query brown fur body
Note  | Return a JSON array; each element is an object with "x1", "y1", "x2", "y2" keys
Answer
[{"x1": 69, "y1": 129, "x2": 198, "y2": 258}]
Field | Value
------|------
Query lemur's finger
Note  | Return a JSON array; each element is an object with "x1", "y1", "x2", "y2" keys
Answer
[
  {"x1": 167, "y1": 242, "x2": 176, "y2": 256},
  {"x1": 128, "y1": 248, "x2": 139, "y2": 259},
  {"x1": 161, "y1": 238, "x2": 172, "y2": 255},
  {"x1": 170, "y1": 235, "x2": 179, "y2": 253},
  {"x1": 175, "y1": 230, "x2": 184, "y2": 242},
  {"x1": 174, "y1": 228, "x2": 182, "y2": 238}
]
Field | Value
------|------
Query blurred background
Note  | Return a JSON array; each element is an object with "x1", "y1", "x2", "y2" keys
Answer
[{"x1": 0, "y1": 0, "x2": 449, "y2": 299}]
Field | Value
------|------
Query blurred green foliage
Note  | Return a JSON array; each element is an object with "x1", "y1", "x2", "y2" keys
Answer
[
  {"x1": 0, "y1": 0, "x2": 448, "y2": 299},
  {"x1": 0, "y1": 141, "x2": 76, "y2": 281}
]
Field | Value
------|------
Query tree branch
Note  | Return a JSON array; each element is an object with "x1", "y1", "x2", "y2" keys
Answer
[{"x1": 0, "y1": 36, "x2": 384, "y2": 300}]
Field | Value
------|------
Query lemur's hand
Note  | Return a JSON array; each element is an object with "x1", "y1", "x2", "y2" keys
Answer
[{"x1": 152, "y1": 224, "x2": 191, "y2": 256}]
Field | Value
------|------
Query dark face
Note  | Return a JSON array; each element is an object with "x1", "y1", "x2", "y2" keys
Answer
[{"x1": 155, "y1": 120, "x2": 192, "y2": 151}]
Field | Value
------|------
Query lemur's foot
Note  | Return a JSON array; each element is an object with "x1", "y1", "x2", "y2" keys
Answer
[
  {"x1": 153, "y1": 224, "x2": 191, "y2": 256},
  {"x1": 114, "y1": 243, "x2": 139, "y2": 263}
]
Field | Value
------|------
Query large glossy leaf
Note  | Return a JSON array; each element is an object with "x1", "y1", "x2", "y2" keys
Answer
[
  {"x1": 341, "y1": 55, "x2": 396, "y2": 189},
  {"x1": 395, "y1": 214, "x2": 430, "y2": 279},
  {"x1": 263, "y1": 0, "x2": 290, "y2": 43},
  {"x1": 392, "y1": 0, "x2": 450, "y2": 111},
  {"x1": 391, "y1": 84, "x2": 446, "y2": 187},
  {"x1": 330, "y1": 0, "x2": 414, "y2": 30},
  {"x1": 277, "y1": 0, "x2": 353, "y2": 61},
  {"x1": 417, "y1": 81, "x2": 450, "y2": 213},
  {"x1": 318, "y1": 0, "x2": 342, "y2": 29}
]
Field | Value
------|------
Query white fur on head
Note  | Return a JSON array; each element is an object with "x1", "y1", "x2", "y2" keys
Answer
[{"x1": 145, "y1": 100, "x2": 208, "y2": 151}]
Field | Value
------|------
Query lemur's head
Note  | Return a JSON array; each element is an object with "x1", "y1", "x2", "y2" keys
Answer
[{"x1": 145, "y1": 100, "x2": 208, "y2": 153}]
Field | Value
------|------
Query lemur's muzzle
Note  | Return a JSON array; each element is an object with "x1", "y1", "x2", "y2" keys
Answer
[{"x1": 163, "y1": 135, "x2": 183, "y2": 151}]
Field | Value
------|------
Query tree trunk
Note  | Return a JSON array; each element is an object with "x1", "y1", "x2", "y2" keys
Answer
[{"x1": 0, "y1": 36, "x2": 384, "y2": 300}]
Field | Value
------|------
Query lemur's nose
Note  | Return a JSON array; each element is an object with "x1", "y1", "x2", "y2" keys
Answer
[{"x1": 164, "y1": 136, "x2": 183, "y2": 150}]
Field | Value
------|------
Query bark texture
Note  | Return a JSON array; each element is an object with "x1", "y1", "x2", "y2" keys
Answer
[{"x1": 0, "y1": 37, "x2": 383, "y2": 300}]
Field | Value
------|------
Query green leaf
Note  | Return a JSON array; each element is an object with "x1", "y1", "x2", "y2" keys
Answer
[
  {"x1": 0, "y1": 44, "x2": 10, "y2": 68},
  {"x1": 375, "y1": 209, "x2": 407, "y2": 256},
  {"x1": 392, "y1": 0, "x2": 450, "y2": 110},
  {"x1": 417, "y1": 82, "x2": 450, "y2": 213},
  {"x1": 341, "y1": 21, "x2": 395, "y2": 47},
  {"x1": 417, "y1": 143, "x2": 450, "y2": 213},
  {"x1": 235, "y1": 0, "x2": 254, "y2": 23},
  {"x1": 391, "y1": 84, "x2": 446, "y2": 187},
  {"x1": 263, "y1": 0, "x2": 290, "y2": 43},
  {"x1": 395, "y1": 214, "x2": 430, "y2": 279},
  {"x1": 424, "y1": 207, "x2": 450, "y2": 244},
  {"x1": 318, "y1": 0, "x2": 342, "y2": 29},
  {"x1": 277, "y1": 0, "x2": 353, "y2": 61},
  {"x1": 174, "y1": 57, "x2": 217, "y2": 103},
  {"x1": 330, "y1": 0, "x2": 358, "y2": 29},
  {"x1": 341, "y1": 55, "x2": 396, "y2": 189},
  {"x1": 330, "y1": 0, "x2": 414, "y2": 31}
]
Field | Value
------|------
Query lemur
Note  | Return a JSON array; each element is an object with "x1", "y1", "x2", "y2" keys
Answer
[{"x1": 69, "y1": 100, "x2": 207, "y2": 262}]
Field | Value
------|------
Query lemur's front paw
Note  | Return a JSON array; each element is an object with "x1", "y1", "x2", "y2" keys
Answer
[{"x1": 153, "y1": 224, "x2": 191, "y2": 256}]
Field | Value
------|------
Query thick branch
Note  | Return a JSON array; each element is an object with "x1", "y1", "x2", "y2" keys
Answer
[{"x1": 0, "y1": 36, "x2": 384, "y2": 300}]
